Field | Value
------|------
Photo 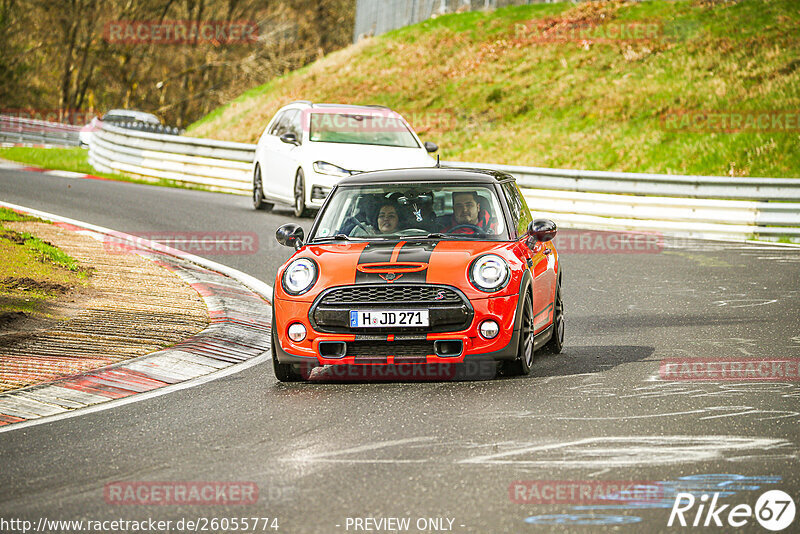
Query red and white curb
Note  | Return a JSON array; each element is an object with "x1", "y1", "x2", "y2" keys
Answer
[
  {"x1": 0, "y1": 201, "x2": 274, "y2": 432},
  {"x1": 0, "y1": 158, "x2": 107, "y2": 181}
]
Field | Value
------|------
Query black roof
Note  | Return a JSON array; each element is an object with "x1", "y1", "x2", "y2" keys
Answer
[{"x1": 337, "y1": 167, "x2": 515, "y2": 185}]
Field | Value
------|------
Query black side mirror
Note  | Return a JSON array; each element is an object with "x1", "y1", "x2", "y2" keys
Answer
[
  {"x1": 280, "y1": 132, "x2": 299, "y2": 146},
  {"x1": 276, "y1": 223, "x2": 304, "y2": 249},
  {"x1": 527, "y1": 219, "x2": 557, "y2": 245},
  {"x1": 424, "y1": 141, "x2": 438, "y2": 153}
]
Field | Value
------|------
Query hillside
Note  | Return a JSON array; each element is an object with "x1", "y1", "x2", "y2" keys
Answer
[{"x1": 187, "y1": 0, "x2": 800, "y2": 178}]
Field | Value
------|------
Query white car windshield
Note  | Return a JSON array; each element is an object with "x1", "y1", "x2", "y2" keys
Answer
[
  {"x1": 311, "y1": 183, "x2": 508, "y2": 241},
  {"x1": 308, "y1": 112, "x2": 419, "y2": 148}
]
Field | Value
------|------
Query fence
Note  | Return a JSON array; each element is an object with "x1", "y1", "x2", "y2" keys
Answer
[
  {"x1": 355, "y1": 0, "x2": 570, "y2": 41},
  {"x1": 0, "y1": 115, "x2": 82, "y2": 147},
  {"x1": 86, "y1": 122, "x2": 800, "y2": 241}
]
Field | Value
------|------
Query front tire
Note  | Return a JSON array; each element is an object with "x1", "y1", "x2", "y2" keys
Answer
[
  {"x1": 542, "y1": 275, "x2": 564, "y2": 354},
  {"x1": 253, "y1": 165, "x2": 274, "y2": 211},
  {"x1": 271, "y1": 314, "x2": 306, "y2": 382},
  {"x1": 502, "y1": 292, "x2": 534, "y2": 376},
  {"x1": 293, "y1": 169, "x2": 310, "y2": 218}
]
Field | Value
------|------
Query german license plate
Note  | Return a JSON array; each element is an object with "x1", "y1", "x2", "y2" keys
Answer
[{"x1": 349, "y1": 310, "x2": 429, "y2": 328}]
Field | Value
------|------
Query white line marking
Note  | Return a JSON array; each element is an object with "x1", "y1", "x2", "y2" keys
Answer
[
  {"x1": 714, "y1": 299, "x2": 778, "y2": 308},
  {"x1": 285, "y1": 437, "x2": 436, "y2": 464},
  {"x1": 458, "y1": 436, "x2": 792, "y2": 468},
  {"x1": 551, "y1": 409, "x2": 709, "y2": 421}
]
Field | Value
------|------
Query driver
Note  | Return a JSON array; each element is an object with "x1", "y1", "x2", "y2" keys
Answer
[{"x1": 441, "y1": 191, "x2": 496, "y2": 233}]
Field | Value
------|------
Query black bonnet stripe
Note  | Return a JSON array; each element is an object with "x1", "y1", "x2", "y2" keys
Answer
[{"x1": 355, "y1": 241, "x2": 438, "y2": 284}]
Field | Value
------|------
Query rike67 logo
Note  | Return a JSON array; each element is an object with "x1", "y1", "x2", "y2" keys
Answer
[{"x1": 669, "y1": 490, "x2": 796, "y2": 531}]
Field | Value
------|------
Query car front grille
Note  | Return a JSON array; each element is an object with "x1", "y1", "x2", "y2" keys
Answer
[
  {"x1": 319, "y1": 285, "x2": 462, "y2": 306},
  {"x1": 310, "y1": 284, "x2": 473, "y2": 334},
  {"x1": 346, "y1": 340, "x2": 434, "y2": 364}
]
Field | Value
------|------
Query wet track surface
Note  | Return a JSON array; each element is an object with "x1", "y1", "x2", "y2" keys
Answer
[{"x1": 1, "y1": 168, "x2": 799, "y2": 532}]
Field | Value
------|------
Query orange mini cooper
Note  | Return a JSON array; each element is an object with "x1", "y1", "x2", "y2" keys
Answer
[{"x1": 271, "y1": 167, "x2": 564, "y2": 381}]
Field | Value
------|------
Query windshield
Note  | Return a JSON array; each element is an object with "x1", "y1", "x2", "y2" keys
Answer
[
  {"x1": 308, "y1": 112, "x2": 420, "y2": 148},
  {"x1": 310, "y1": 182, "x2": 508, "y2": 241}
]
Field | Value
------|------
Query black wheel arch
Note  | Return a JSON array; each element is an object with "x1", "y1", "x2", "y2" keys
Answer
[{"x1": 512, "y1": 268, "x2": 534, "y2": 335}]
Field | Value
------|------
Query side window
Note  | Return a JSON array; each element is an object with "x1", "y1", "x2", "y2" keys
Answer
[
  {"x1": 273, "y1": 109, "x2": 299, "y2": 140},
  {"x1": 268, "y1": 111, "x2": 286, "y2": 136},
  {"x1": 502, "y1": 182, "x2": 532, "y2": 238},
  {"x1": 287, "y1": 110, "x2": 302, "y2": 142},
  {"x1": 515, "y1": 183, "x2": 533, "y2": 237}
]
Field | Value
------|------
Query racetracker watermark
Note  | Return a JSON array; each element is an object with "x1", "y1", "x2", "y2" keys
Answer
[
  {"x1": 104, "y1": 481, "x2": 258, "y2": 505},
  {"x1": 300, "y1": 360, "x2": 498, "y2": 382},
  {"x1": 661, "y1": 110, "x2": 800, "y2": 133},
  {"x1": 103, "y1": 20, "x2": 258, "y2": 45},
  {"x1": 514, "y1": 19, "x2": 700, "y2": 45},
  {"x1": 298, "y1": 106, "x2": 464, "y2": 136},
  {"x1": 515, "y1": 20, "x2": 662, "y2": 44},
  {"x1": 103, "y1": 231, "x2": 258, "y2": 255},
  {"x1": 554, "y1": 230, "x2": 663, "y2": 254},
  {"x1": 509, "y1": 480, "x2": 663, "y2": 504},
  {"x1": 659, "y1": 358, "x2": 800, "y2": 382}
]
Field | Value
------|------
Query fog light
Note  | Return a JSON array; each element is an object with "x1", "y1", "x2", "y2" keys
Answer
[
  {"x1": 288, "y1": 323, "x2": 307, "y2": 342},
  {"x1": 479, "y1": 320, "x2": 499, "y2": 339}
]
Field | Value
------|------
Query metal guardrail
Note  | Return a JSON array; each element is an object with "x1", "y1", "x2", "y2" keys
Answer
[
  {"x1": 0, "y1": 115, "x2": 81, "y2": 147},
  {"x1": 444, "y1": 161, "x2": 800, "y2": 240},
  {"x1": 445, "y1": 160, "x2": 800, "y2": 201},
  {"x1": 87, "y1": 123, "x2": 800, "y2": 240},
  {"x1": 88, "y1": 123, "x2": 255, "y2": 193}
]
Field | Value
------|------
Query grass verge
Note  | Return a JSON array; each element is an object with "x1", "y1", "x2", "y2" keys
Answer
[
  {"x1": 0, "y1": 147, "x2": 217, "y2": 193},
  {"x1": 188, "y1": 0, "x2": 800, "y2": 178},
  {"x1": 0, "y1": 208, "x2": 90, "y2": 324}
]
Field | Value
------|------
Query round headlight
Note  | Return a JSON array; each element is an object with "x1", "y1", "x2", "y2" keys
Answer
[
  {"x1": 469, "y1": 254, "x2": 509, "y2": 292},
  {"x1": 282, "y1": 258, "x2": 318, "y2": 295}
]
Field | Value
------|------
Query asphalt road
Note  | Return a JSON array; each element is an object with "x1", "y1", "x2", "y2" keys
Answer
[{"x1": 1, "y1": 168, "x2": 799, "y2": 533}]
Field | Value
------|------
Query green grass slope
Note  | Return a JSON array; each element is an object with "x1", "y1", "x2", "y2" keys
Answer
[{"x1": 187, "y1": 0, "x2": 800, "y2": 178}]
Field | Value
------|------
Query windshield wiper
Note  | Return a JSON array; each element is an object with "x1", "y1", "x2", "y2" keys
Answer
[
  {"x1": 424, "y1": 232, "x2": 488, "y2": 239},
  {"x1": 313, "y1": 233, "x2": 351, "y2": 242}
]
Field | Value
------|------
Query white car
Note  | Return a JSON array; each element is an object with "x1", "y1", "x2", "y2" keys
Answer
[{"x1": 252, "y1": 101, "x2": 438, "y2": 216}]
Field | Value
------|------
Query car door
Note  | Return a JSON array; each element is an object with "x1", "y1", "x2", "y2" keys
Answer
[
  {"x1": 504, "y1": 182, "x2": 556, "y2": 334},
  {"x1": 267, "y1": 109, "x2": 302, "y2": 203},
  {"x1": 256, "y1": 111, "x2": 286, "y2": 198}
]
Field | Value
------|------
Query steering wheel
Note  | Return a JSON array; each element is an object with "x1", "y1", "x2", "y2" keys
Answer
[
  {"x1": 447, "y1": 224, "x2": 485, "y2": 235},
  {"x1": 344, "y1": 216, "x2": 373, "y2": 235}
]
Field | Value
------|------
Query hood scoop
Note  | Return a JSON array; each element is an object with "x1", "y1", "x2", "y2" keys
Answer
[{"x1": 356, "y1": 262, "x2": 427, "y2": 274}]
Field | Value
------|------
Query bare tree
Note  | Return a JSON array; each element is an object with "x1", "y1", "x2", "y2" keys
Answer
[{"x1": 3, "y1": 0, "x2": 355, "y2": 126}]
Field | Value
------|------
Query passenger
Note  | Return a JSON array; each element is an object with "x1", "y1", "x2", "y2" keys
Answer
[
  {"x1": 375, "y1": 202, "x2": 401, "y2": 234},
  {"x1": 441, "y1": 191, "x2": 497, "y2": 233}
]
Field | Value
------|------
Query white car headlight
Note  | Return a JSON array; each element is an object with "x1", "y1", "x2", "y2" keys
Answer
[
  {"x1": 313, "y1": 161, "x2": 352, "y2": 177},
  {"x1": 282, "y1": 258, "x2": 318, "y2": 295},
  {"x1": 469, "y1": 254, "x2": 510, "y2": 292}
]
